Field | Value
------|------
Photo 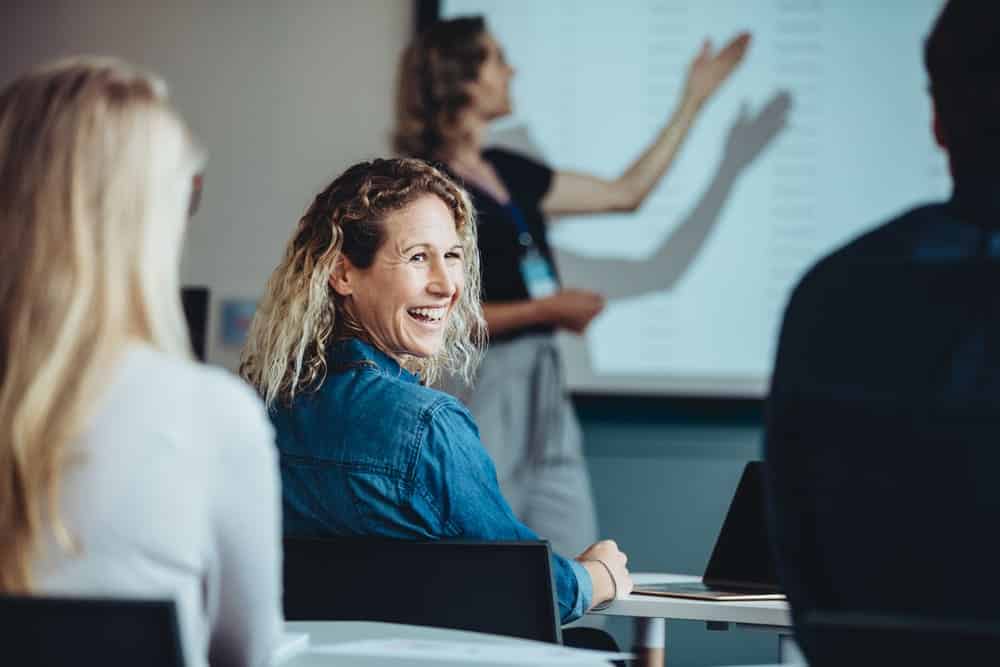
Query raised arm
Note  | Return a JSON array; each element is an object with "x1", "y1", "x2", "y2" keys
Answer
[
  {"x1": 541, "y1": 33, "x2": 751, "y2": 216},
  {"x1": 556, "y1": 91, "x2": 790, "y2": 302}
]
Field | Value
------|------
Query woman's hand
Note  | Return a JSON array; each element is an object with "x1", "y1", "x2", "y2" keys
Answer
[
  {"x1": 576, "y1": 539, "x2": 633, "y2": 608},
  {"x1": 683, "y1": 32, "x2": 751, "y2": 108},
  {"x1": 543, "y1": 33, "x2": 751, "y2": 217},
  {"x1": 538, "y1": 289, "x2": 605, "y2": 334}
]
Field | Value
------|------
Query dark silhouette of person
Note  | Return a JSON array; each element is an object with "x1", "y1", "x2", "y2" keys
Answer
[{"x1": 764, "y1": 2, "x2": 1000, "y2": 663}]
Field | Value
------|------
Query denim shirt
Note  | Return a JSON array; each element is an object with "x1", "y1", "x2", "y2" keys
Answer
[{"x1": 270, "y1": 338, "x2": 591, "y2": 623}]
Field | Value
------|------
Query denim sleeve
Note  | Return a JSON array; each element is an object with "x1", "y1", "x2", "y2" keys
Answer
[{"x1": 416, "y1": 398, "x2": 592, "y2": 623}]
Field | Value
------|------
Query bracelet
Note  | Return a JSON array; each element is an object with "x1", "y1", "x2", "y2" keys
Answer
[{"x1": 588, "y1": 558, "x2": 617, "y2": 611}]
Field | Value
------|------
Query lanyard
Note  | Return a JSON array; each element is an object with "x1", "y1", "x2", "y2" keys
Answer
[{"x1": 505, "y1": 202, "x2": 536, "y2": 248}]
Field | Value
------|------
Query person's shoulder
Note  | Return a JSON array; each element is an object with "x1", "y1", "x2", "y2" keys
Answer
[
  {"x1": 330, "y1": 364, "x2": 470, "y2": 439},
  {"x1": 421, "y1": 388, "x2": 476, "y2": 428},
  {"x1": 371, "y1": 376, "x2": 475, "y2": 438},
  {"x1": 837, "y1": 202, "x2": 948, "y2": 259},
  {"x1": 136, "y1": 346, "x2": 264, "y2": 416},
  {"x1": 382, "y1": 375, "x2": 475, "y2": 430},
  {"x1": 484, "y1": 147, "x2": 554, "y2": 206},
  {"x1": 121, "y1": 345, "x2": 274, "y2": 460},
  {"x1": 415, "y1": 388, "x2": 483, "y2": 457},
  {"x1": 484, "y1": 147, "x2": 551, "y2": 177},
  {"x1": 346, "y1": 362, "x2": 444, "y2": 409},
  {"x1": 790, "y1": 202, "x2": 947, "y2": 305}
]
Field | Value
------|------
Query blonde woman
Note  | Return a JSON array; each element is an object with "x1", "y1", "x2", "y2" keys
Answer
[
  {"x1": 0, "y1": 59, "x2": 282, "y2": 667},
  {"x1": 241, "y1": 158, "x2": 632, "y2": 626}
]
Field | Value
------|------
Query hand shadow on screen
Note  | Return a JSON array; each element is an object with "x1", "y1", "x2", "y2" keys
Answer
[{"x1": 554, "y1": 90, "x2": 792, "y2": 302}]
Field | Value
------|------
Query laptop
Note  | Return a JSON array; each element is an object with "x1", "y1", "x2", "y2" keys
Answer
[{"x1": 633, "y1": 461, "x2": 786, "y2": 601}]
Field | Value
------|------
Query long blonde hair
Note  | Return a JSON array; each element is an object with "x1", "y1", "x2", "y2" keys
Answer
[
  {"x1": 0, "y1": 57, "x2": 205, "y2": 592},
  {"x1": 240, "y1": 158, "x2": 485, "y2": 408}
]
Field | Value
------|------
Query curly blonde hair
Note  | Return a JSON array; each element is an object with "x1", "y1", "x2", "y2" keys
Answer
[{"x1": 240, "y1": 158, "x2": 485, "y2": 407}]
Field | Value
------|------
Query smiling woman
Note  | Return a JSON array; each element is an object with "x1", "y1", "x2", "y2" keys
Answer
[
  {"x1": 240, "y1": 158, "x2": 633, "y2": 625},
  {"x1": 329, "y1": 194, "x2": 468, "y2": 361},
  {"x1": 240, "y1": 158, "x2": 484, "y2": 402}
]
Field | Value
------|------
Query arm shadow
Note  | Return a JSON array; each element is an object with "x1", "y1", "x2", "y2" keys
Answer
[{"x1": 555, "y1": 91, "x2": 792, "y2": 302}]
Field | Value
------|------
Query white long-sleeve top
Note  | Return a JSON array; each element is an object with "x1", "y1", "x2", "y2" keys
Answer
[{"x1": 33, "y1": 344, "x2": 283, "y2": 667}]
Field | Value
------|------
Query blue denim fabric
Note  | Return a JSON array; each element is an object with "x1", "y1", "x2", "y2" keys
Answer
[{"x1": 270, "y1": 338, "x2": 591, "y2": 623}]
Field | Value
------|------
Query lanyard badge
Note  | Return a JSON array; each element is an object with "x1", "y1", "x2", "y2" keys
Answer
[{"x1": 508, "y1": 204, "x2": 559, "y2": 299}]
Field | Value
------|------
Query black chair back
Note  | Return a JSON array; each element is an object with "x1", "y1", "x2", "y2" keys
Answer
[
  {"x1": 283, "y1": 537, "x2": 562, "y2": 643},
  {"x1": 180, "y1": 286, "x2": 209, "y2": 361},
  {"x1": 800, "y1": 611, "x2": 1000, "y2": 666},
  {"x1": 0, "y1": 596, "x2": 184, "y2": 667}
]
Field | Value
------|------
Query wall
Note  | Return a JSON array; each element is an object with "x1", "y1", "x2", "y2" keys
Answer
[
  {"x1": 3, "y1": 4, "x2": 769, "y2": 665},
  {"x1": 2, "y1": 0, "x2": 412, "y2": 369}
]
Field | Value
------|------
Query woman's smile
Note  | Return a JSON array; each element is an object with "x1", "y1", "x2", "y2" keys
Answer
[
  {"x1": 407, "y1": 305, "x2": 450, "y2": 324},
  {"x1": 335, "y1": 194, "x2": 466, "y2": 361}
]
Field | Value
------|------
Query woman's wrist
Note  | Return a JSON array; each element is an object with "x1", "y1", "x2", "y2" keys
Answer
[
  {"x1": 675, "y1": 91, "x2": 704, "y2": 120},
  {"x1": 579, "y1": 558, "x2": 616, "y2": 608},
  {"x1": 532, "y1": 294, "x2": 555, "y2": 326},
  {"x1": 483, "y1": 298, "x2": 555, "y2": 336}
]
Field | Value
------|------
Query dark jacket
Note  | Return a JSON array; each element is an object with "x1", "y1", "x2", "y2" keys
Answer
[{"x1": 765, "y1": 181, "x2": 1000, "y2": 649}]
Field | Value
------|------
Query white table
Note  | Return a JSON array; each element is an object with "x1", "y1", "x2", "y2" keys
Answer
[
  {"x1": 281, "y1": 620, "x2": 617, "y2": 666},
  {"x1": 590, "y1": 573, "x2": 800, "y2": 663}
]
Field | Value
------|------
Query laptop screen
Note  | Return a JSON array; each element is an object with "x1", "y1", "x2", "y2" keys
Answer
[{"x1": 702, "y1": 462, "x2": 781, "y2": 589}]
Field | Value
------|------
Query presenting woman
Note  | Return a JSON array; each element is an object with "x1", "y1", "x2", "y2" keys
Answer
[
  {"x1": 0, "y1": 58, "x2": 283, "y2": 667},
  {"x1": 394, "y1": 17, "x2": 751, "y2": 563},
  {"x1": 240, "y1": 158, "x2": 631, "y2": 625}
]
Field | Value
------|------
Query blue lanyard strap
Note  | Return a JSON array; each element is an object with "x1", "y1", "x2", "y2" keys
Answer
[{"x1": 505, "y1": 202, "x2": 535, "y2": 247}]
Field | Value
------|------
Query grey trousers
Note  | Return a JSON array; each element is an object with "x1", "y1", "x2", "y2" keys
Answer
[{"x1": 441, "y1": 334, "x2": 598, "y2": 558}]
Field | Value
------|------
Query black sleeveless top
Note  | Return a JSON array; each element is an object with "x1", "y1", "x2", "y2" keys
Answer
[{"x1": 445, "y1": 148, "x2": 559, "y2": 342}]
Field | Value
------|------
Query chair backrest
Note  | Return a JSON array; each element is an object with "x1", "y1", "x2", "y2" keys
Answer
[
  {"x1": 0, "y1": 595, "x2": 184, "y2": 667},
  {"x1": 180, "y1": 286, "x2": 209, "y2": 361},
  {"x1": 283, "y1": 537, "x2": 562, "y2": 643},
  {"x1": 799, "y1": 610, "x2": 1000, "y2": 666}
]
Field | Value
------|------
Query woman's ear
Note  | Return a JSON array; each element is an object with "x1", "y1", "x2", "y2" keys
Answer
[{"x1": 329, "y1": 256, "x2": 355, "y2": 296}]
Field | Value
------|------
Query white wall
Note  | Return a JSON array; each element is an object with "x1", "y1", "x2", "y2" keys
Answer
[{"x1": 2, "y1": 1, "x2": 412, "y2": 368}]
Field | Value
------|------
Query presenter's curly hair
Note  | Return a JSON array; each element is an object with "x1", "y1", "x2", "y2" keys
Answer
[
  {"x1": 240, "y1": 158, "x2": 485, "y2": 407},
  {"x1": 393, "y1": 16, "x2": 488, "y2": 157}
]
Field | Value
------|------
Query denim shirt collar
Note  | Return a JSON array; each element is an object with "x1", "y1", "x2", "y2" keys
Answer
[{"x1": 328, "y1": 338, "x2": 420, "y2": 385}]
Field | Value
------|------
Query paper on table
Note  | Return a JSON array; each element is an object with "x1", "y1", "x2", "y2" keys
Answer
[{"x1": 310, "y1": 638, "x2": 633, "y2": 664}]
